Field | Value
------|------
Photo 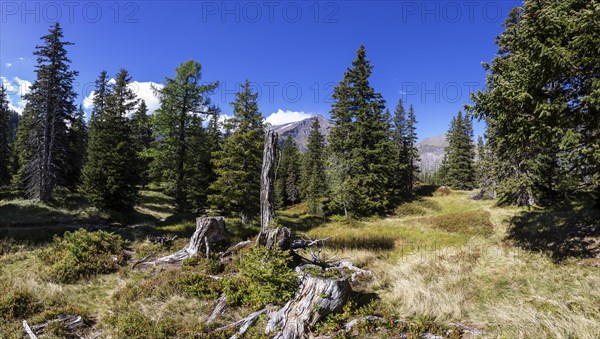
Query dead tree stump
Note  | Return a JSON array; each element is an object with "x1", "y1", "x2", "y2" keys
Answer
[
  {"x1": 260, "y1": 127, "x2": 278, "y2": 233},
  {"x1": 256, "y1": 227, "x2": 291, "y2": 250},
  {"x1": 265, "y1": 267, "x2": 351, "y2": 339},
  {"x1": 154, "y1": 216, "x2": 227, "y2": 264}
]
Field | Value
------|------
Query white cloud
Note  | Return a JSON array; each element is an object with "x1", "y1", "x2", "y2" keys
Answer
[
  {"x1": 1, "y1": 76, "x2": 32, "y2": 114},
  {"x1": 19, "y1": 57, "x2": 24, "y2": 61},
  {"x1": 83, "y1": 80, "x2": 164, "y2": 114},
  {"x1": 5, "y1": 63, "x2": 12, "y2": 68},
  {"x1": 265, "y1": 109, "x2": 313, "y2": 126}
]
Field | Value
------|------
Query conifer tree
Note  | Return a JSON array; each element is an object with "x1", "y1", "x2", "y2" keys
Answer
[
  {"x1": 153, "y1": 60, "x2": 219, "y2": 212},
  {"x1": 209, "y1": 81, "x2": 264, "y2": 224},
  {"x1": 131, "y1": 100, "x2": 153, "y2": 189},
  {"x1": 18, "y1": 23, "x2": 79, "y2": 201},
  {"x1": 469, "y1": 0, "x2": 600, "y2": 206},
  {"x1": 301, "y1": 118, "x2": 327, "y2": 215},
  {"x1": 328, "y1": 45, "x2": 396, "y2": 216},
  {"x1": 0, "y1": 86, "x2": 11, "y2": 186},
  {"x1": 64, "y1": 105, "x2": 87, "y2": 190},
  {"x1": 275, "y1": 136, "x2": 301, "y2": 207},
  {"x1": 441, "y1": 111, "x2": 475, "y2": 190},
  {"x1": 392, "y1": 99, "x2": 419, "y2": 198},
  {"x1": 83, "y1": 69, "x2": 140, "y2": 211},
  {"x1": 405, "y1": 105, "x2": 420, "y2": 192}
]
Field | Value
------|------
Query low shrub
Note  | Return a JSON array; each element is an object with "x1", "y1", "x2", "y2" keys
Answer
[
  {"x1": 0, "y1": 287, "x2": 42, "y2": 321},
  {"x1": 223, "y1": 246, "x2": 299, "y2": 309},
  {"x1": 104, "y1": 309, "x2": 177, "y2": 339},
  {"x1": 40, "y1": 229, "x2": 126, "y2": 283},
  {"x1": 429, "y1": 210, "x2": 494, "y2": 236}
]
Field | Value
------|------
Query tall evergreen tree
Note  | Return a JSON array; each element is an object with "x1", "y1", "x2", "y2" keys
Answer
[
  {"x1": 441, "y1": 111, "x2": 475, "y2": 190},
  {"x1": 64, "y1": 105, "x2": 87, "y2": 190},
  {"x1": 83, "y1": 69, "x2": 140, "y2": 211},
  {"x1": 0, "y1": 86, "x2": 11, "y2": 186},
  {"x1": 405, "y1": 105, "x2": 420, "y2": 192},
  {"x1": 301, "y1": 118, "x2": 328, "y2": 215},
  {"x1": 328, "y1": 45, "x2": 396, "y2": 216},
  {"x1": 153, "y1": 60, "x2": 219, "y2": 212},
  {"x1": 275, "y1": 136, "x2": 302, "y2": 207},
  {"x1": 469, "y1": 0, "x2": 600, "y2": 206},
  {"x1": 392, "y1": 99, "x2": 420, "y2": 197},
  {"x1": 131, "y1": 100, "x2": 153, "y2": 189},
  {"x1": 209, "y1": 81, "x2": 264, "y2": 224},
  {"x1": 18, "y1": 23, "x2": 79, "y2": 201}
]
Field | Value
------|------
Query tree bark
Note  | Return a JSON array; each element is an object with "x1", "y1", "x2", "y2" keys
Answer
[
  {"x1": 153, "y1": 216, "x2": 228, "y2": 264},
  {"x1": 256, "y1": 227, "x2": 291, "y2": 250},
  {"x1": 260, "y1": 127, "x2": 277, "y2": 233},
  {"x1": 265, "y1": 267, "x2": 351, "y2": 339}
]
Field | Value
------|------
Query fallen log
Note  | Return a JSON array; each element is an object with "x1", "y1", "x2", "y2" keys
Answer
[
  {"x1": 23, "y1": 315, "x2": 84, "y2": 338},
  {"x1": 152, "y1": 217, "x2": 228, "y2": 264},
  {"x1": 216, "y1": 307, "x2": 273, "y2": 339},
  {"x1": 220, "y1": 240, "x2": 252, "y2": 259},
  {"x1": 206, "y1": 294, "x2": 228, "y2": 324},
  {"x1": 265, "y1": 266, "x2": 351, "y2": 339}
]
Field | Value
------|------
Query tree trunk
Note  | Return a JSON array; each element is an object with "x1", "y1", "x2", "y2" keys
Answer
[
  {"x1": 260, "y1": 127, "x2": 277, "y2": 233},
  {"x1": 265, "y1": 268, "x2": 351, "y2": 339},
  {"x1": 154, "y1": 216, "x2": 228, "y2": 264}
]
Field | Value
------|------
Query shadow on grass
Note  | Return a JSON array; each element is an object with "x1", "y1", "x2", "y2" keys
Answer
[
  {"x1": 508, "y1": 204, "x2": 600, "y2": 262},
  {"x1": 414, "y1": 185, "x2": 437, "y2": 198}
]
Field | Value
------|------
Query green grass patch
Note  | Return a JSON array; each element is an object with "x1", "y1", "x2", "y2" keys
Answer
[{"x1": 428, "y1": 210, "x2": 494, "y2": 236}]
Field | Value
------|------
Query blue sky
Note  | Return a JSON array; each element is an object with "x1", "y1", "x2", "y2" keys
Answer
[{"x1": 0, "y1": 1, "x2": 522, "y2": 139}]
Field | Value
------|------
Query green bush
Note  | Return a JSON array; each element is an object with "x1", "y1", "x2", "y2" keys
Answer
[
  {"x1": 104, "y1": 309, "x2": 177, "y2": 339},
  {"x1": 0, "y1": 287, "x2": 42, "y2": 321},
  {"x1": 223, "y1": 246, "x2": 299, "y2": 309},
  {"x1": 429, "y1": 210, "x2": 494, "y2": 236},
  {"x1": 40, "y1": 229, "x2": 126, "y2": 283}
]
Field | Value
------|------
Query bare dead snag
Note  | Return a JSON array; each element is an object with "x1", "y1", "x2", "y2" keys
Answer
[
  {"x1": 220, "y1": 240, "x2": 252, "y2": 259},
  {"x1": 265, "y1": 267, "x2": 351, "y2": 339},
  {"x1": 260, "y1": 127, "x2": 277, "y2": 233},
  {"x1": 152, "y1": 216, "x2": 227, "y2": 264}
]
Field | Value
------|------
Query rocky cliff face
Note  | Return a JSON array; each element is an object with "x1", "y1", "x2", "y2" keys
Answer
[
  {"x1": 272, "y1": 115, "x2": 331, "y2": 152},
  {"x1": 416, "y1": 134, "x2": 447, "y2": 173}
]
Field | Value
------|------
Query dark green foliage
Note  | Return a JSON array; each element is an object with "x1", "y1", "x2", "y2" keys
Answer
[
  {"x1": 469, "y1": 0, "x2": 600, "y2": 206},
  {"x1": 328, "y1": 45, "x2": 397, "y2": 216},
  {"x1": 82, "y1": 69, "x2": 141, "y2": 211},
  {"x1": 441, "y1": 112, "x2": 475, "y2": 190},
  {"x1": 17, "y1": 23, "x2": 79, "y2": 201},
  {"x1": 209, "y1": 80, "x2": 264, "y2": 224},
  {"x1": 393, "y1": 100, "x2": 420, "y2": 198},
  {"x1": 152, "y1": 60, "x2": 219, "y2": 212},
  {"x1": 131, "y1": 100, "x2": 153, "y2": 189},
  {"x1": 223, "y1": 246, "x2": 299, "y2": 309},
  {"x1": 64, "y1": 105, "x2": 87, "y2": 190},
  {"x1": 276, "y1": 136, "x2": 302, "y2": 207},
  {"x1": 40, "y1": 229, "x2": 126, "y2": 283},
  {"x1": 0, "y1": 86, "x2": 11, "y2": 186},
  {"x1": 301, "y1": 118, "x2": 328, "y2": 215}
]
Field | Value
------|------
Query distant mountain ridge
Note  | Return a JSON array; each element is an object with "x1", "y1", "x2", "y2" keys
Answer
[
  {"x1": 272, "y1": 115, "x2": 331, "y2": 152},
  {"x1": 416, "y1": 134, "x2": 447, "y2": 173},
  {"x1": 271, "y1": 116, "x2": 446, "y2": 172}
]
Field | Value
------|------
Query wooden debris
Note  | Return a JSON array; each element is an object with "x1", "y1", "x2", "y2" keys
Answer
[
  {"x1": 152, "y1": 216, "x2": 228, "y2": 264},
  {"x1": 265, "y1": 269, "x2": 351, "y2": 339},
  {"x1": 256, "y1": 227, "x2": 291, "y2": 250},
  {"x1": 207, "y1": 294, "x2": 228, "y2": 324},
  {"x1": 260, "y1": 127, "x2": 277, "y2": 233}
]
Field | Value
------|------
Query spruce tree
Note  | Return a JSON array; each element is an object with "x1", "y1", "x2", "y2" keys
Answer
[
  {"x1": 275, "y1": 136, "x2": 301, "y2": 207},
  {"x1": 209, "y1": 80, "x2": 264, "y2": 224},
  {"x1": 64, "y1": 105, "x2": 87, "y2": 190},
  {"x1": 131, "y1": 100, "x2": 153, "y2": 189},
  {"x1": 442, "y1": 112, "x2": 475, "y2": 190},
  {"x1": 0, "y1": 86, "x2": 11, "y2": 186},
  {"x1": 153, "y1": 60, "x2": 219, "y2": 212},
  {"x1": 392, "y1": 99, "x2": 420, "y2": 198},
  {"x1": 301, "y1": 118, "x2": 327, "y2": 215},
  {"x1": 469, "y1": 0, "x2": 600, "y2": 206},
  {"x1": 328, "y1": 45, "x2": 396, "y2": 216},
  {"x1": 19, "y1": 23, "x2": 79, "y2": 201},
  {"x1": 405, "y1": 105, "x2": 420, "y2": 192},
  {"x1": 83, "y1": 69, "x2": 140, "y2": 211}
]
